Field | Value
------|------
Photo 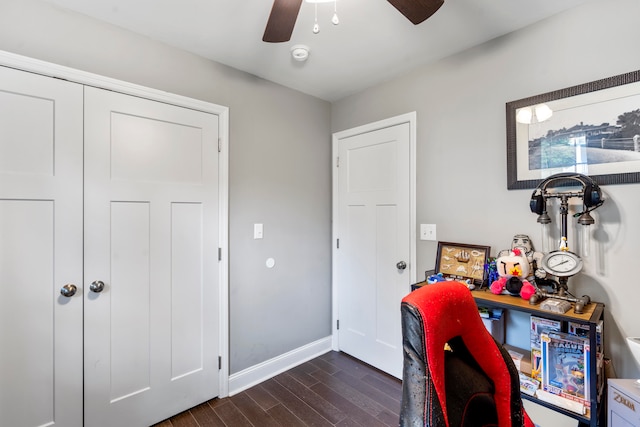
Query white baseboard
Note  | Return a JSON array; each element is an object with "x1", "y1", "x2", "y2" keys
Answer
[{"x1": 228, "y1": 336, "x2": 332, "y2": 396}]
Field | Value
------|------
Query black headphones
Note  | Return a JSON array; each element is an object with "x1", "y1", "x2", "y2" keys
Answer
[{"x1": 530, "y1": 173, "x2": 603, "y2": 215}]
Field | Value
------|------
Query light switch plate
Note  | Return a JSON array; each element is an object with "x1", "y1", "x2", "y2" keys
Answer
[
  {"x1": 420, "y1": 224, "x2": 436, "y2": 241},
  {"x1": 254, "y1": 223, "x2": 263, "y2": 239}
]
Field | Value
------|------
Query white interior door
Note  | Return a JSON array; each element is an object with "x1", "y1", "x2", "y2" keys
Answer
[
  {"x1": 83, "y1": 86, "x2": 220, "y2": 427},
  {"x1": 333, "y1": 115, "x2": 415, "y2": 379},
  {"x1": 0, "y1": 66, "x2": 83, "y2": 426}
]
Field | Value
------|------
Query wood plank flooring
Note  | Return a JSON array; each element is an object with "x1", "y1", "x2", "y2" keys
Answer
[{"x1": 152, "y1": 351, "x2": 402, "y2": 427}]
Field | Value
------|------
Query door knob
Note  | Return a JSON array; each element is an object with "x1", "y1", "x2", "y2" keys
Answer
[
  {"x1": 90, "y1": 280, "x2": 105, "y2": 293},
  {"x1": 60, "y1": 284, "x2": 77, "y2": 297},
  {"x1": 396, "y1": 261, "x2": 407, "y2": 270}
]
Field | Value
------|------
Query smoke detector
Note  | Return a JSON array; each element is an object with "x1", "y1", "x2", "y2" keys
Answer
[{"x1": 291, "y1": 45, "x2": 310, "y2": 62}]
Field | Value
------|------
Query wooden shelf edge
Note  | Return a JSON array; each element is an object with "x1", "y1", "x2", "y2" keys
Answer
[
  {"x1": 471, "y1": 289, "x2": 603, "y2": 323},
  {"x1": 522, "y1": 394, "x2": 591, "y2": 423}
]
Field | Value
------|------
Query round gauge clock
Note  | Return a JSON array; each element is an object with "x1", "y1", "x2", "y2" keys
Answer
[{"x1": 541, "y1": 250, "x2": 583, "y2": 277}]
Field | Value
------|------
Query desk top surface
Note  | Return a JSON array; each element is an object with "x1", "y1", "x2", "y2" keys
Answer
[{"x1": 471, "y1": 288, "x2": 603, "y2": 323}]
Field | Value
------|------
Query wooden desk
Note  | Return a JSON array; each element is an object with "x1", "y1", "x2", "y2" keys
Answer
[{"x1": 471, "y1": 288, "x2": 605, "y2": 427}]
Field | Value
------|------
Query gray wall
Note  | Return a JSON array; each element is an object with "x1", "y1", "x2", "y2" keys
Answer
[
  {"x1": 3, "y1": 0, "x2": 640, "y2": 383},
  {"x1": 332, "y1": 0, "x2": 640, "y2": 379},
  {"x1": 0, "y1": 0, "x2": 332, "y2": 374}
]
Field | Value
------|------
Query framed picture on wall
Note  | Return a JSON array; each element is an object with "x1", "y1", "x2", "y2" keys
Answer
[
  {"x1": 506, "y1": 69, "x2": 640, "y2": 189},
  {"x1": 435, "y1": 242, "x2": 491, "y2": 285}
]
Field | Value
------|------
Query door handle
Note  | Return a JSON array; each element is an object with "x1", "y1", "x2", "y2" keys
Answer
[
  {"x1": 90, "y1": 280, "x2": 105, "y2": 293},
  {"x1": 396, "y1": 261, "x2": 407, "y2": 270},
  {"x1": 60, "y1": 284, "x2": 77, "y2": 297}
]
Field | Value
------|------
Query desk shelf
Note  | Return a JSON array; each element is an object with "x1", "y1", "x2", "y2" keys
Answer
[{"x1": 471, "y1": 289, "x2": 605, "y2": 427}]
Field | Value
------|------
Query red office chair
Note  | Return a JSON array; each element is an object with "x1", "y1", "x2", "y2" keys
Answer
[{"x1": 400, "y1": 281, "x2": 535, "y2": 427}]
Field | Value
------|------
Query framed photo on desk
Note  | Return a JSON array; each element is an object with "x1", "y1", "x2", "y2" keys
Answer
[{"x1": 435, "y1": 242, "x2": 490, "y2": 285}]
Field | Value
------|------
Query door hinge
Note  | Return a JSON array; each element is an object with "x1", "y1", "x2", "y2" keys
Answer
[
  {"x1": 336, "y1": 320, "x2": 340, "y2": 330},
  {"x1": 336, "y1": 238, "x2": 339, "y2": 249},
  {"x1": 218, "y1": 138, "x2": 222, "y2": 153},
  {"x1": 218, "y1": 247, "x2": 222, "y2": 261},
  {"x1": 336, "y1": 156, "x2": 339, "y2": 167},
  {"x1": 218, "y1": 356, "x2": 222, "y2": 370}
]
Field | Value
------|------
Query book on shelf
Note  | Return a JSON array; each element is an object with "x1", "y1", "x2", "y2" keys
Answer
[
  {"x1": 541, "y1": 331, "x2": 591, "y2": 407},
  {"x1": 478, "y1": 306, "x2": 503, "y2": 320}
]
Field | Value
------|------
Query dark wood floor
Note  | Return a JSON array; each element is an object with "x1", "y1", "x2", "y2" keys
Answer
[{"x1": 152, "y1": 351, "x2": 402, "y2": 427}]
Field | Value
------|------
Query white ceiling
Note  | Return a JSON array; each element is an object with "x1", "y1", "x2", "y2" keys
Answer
[{"x1": 40, "y1": 0, "x2": 590, "y2": 102}]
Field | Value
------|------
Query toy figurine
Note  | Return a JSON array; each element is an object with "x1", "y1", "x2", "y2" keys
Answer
[
  {"x1": 427, "y1": 273, "x2": 446, "y2": 284},
  {"x1": 490, "y1": 248, "x2": 536, "y2": 300},
  {"x1": 497, "y1": 234, "x2": 546, "y2": 283}
]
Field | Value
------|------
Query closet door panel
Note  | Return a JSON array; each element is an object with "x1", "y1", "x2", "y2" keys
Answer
[
  {"x1": 110, "y1": 112, "x2": 203, "y2": 184},
  {"x1": 0, "y1": 90, "x2": 53, "y2": 176},
  {"x1": 170, "y1": 202, "x2": 204, "y2": 379},
  {"x1": 84, "y1": 86, "x2": 220, "y2": 427},
  {"x1": 109, "y1": 201, "x2": 152, "y2": 401},
  {"x1": 0, "y1": 66, "x2": 83, "y2": 427}
]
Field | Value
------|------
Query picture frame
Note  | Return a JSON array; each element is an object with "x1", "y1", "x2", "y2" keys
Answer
[
  {"x1": 506, "y1": 69, "x2": 640, "y2": 189},
  {"x1": 435, "y1": 242, "x2": 491, "y2": 285}
]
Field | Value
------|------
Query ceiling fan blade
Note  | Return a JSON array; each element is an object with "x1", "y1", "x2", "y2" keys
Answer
[
  {"x1": 263, "y1": 0, "x2": 303, "y2": 43},
  {"x1": 387, "y1": 0, "x2": 444, "y2": 25}
]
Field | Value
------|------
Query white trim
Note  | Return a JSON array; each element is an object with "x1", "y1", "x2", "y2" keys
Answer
[
  {"x1": 331, "y1": 112, "x2": 417, "y2": 351},
  {"x1": 217, "y1": 107, "x2": 231, "y2": 398},
  {"x1": 0, "y1": 49, "x2": 231, "y2": 398},
  {"x1": 0, "y1": 50, "x2": 224, "y2": 115},
  {"x1": 228, "y1": 337, "x2": 332, "y2": 396}
]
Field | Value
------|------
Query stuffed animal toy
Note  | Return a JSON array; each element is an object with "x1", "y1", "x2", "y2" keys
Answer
[
  {"x1": 490, "y1": 248, "x2": 536, "y2": 299},
  {"x1": 497, "y1": 234, "x2": 546, "y2": 283}
]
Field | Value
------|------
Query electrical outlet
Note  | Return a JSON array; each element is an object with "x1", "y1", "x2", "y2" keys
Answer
[{"x1": 420, "y1": 224, "x2": 437, "y2": 241}]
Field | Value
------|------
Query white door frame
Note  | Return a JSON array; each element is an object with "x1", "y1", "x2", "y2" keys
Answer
[
  {"x1": 0, "y1": 50, "x2": 231, "y2": 398},
  {"x1": 331, "y1": 112, "x2": 417, "y2": 350}
]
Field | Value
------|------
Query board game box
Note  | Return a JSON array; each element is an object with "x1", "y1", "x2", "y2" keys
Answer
[
  {"x1": 540, "y1": 331, "x2": 591, "y2": 407},
  {"x1": 531, "y1": 315, "x2": 562, "y2": 381}
]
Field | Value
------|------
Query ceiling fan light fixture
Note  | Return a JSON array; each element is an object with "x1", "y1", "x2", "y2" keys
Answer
[
  {"x1": 307, "y1": 0, "x2": 338, "y2": 33},
  {"x1": 263, "y1": 0, "x2": 442, "y2": 43},
  {"x1": 313, "y1": 2, "x2": 320, "y2": 33},
  {"x1": 332, "y1": 0, "x2": 339, "y2": 25}
]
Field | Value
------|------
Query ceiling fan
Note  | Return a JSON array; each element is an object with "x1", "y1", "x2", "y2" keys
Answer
[{"x1": 263, "y1": 0, "x2": 444, "y2": 43}]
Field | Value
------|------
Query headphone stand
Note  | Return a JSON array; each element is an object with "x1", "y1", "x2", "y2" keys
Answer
[{"x1": 528, "y1": 173, "x2": 603, "y2": 315}]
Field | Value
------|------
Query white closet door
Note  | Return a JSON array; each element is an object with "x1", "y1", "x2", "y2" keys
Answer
[
  {"x1": 0, "y1": 67, "x2": 83, "y2": 426},
  {"x1": 83, "y1": 86, "x2": 220, "y2": 427}
]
